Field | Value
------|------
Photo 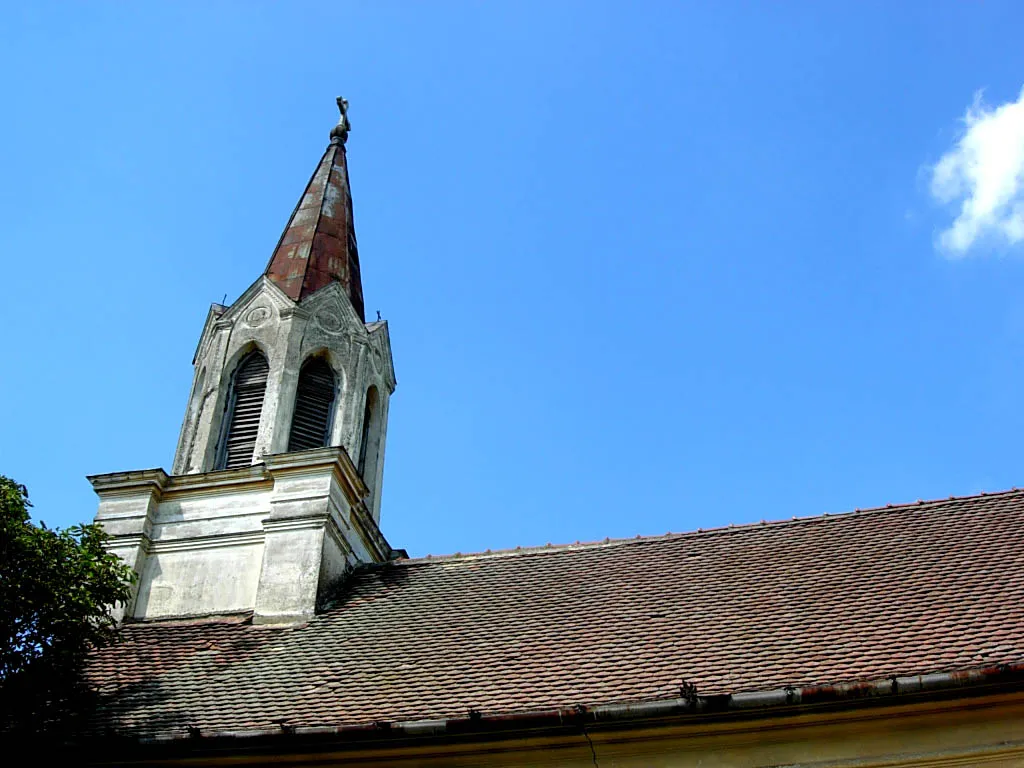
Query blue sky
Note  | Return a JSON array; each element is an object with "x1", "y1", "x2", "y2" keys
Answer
[{"x1": 2, "y1": 2, "x2": 1024, "y2": 557}]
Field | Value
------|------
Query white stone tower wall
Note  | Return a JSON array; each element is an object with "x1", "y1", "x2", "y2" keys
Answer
[{"x1": 172, "y1": 277, "x2": 395, "y2": 521}]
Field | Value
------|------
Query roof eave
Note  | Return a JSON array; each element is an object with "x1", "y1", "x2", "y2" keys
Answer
[{"x1": 62, "y1": 663, "x2": 1024, "y2": 761}]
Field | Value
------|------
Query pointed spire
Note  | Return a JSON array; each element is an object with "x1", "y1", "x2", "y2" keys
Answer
[{"x1": 264, "y1": 98, "x2": 365, "y2": 321}]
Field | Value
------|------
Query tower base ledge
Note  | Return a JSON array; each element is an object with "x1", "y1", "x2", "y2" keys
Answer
[{"x1": 89, "y1": 448, "x2": 395, "y2": 624}]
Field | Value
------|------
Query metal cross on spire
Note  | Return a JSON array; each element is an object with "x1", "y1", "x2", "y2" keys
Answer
[{"x1": 330, "y1": 96, "x2": 351, "y2": 144}]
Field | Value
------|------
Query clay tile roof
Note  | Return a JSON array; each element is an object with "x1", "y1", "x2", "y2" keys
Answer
[
  {"x1": 264, "y1": 140, "x2": 365, "y2": 320},
  {"x1": 83, "y1": 489, "x2": 1024, "y2": 738}
]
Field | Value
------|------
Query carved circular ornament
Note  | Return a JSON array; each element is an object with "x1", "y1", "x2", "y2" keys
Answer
[
  {"x1": 245, "y1": 306, "x2": 271, "y2": 327},
  {"x1": 372, "y1": 346, "x2": 384, "y2": 374},
  {"x1": 314, "y1": 310, "x2": 343, "y2": 333}
]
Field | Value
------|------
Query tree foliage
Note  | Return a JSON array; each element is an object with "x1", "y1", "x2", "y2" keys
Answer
[{"x1": 0, "y1": 475, "x2": 134, "y2": 732}]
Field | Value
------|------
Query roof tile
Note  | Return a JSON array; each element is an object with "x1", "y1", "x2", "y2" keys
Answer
[{"x1": 85, "y1": 490, "x2": 1024, "y2": 737}]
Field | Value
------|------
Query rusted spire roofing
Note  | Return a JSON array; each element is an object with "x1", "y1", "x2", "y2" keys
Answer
[{"x1": 265, "y1": 98, "x2": 365, "y2": 321}]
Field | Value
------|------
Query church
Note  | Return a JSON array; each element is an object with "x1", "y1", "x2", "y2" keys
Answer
[{"x1": 78, "y1": 102, "x2": 1024, "y2": 766}]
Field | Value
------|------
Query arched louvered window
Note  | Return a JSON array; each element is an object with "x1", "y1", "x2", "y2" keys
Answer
[
  {"x1": 288, "y1": 357, "x2": 337, "y2": 452},
  {"x1": 357, "y1": 386, "x2": 379, "y2": 478},
  {"x1": 216, "y1": 351, "x2": 269, "y2": 470}
]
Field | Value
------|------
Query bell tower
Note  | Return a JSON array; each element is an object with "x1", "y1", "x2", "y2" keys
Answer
[{"x1": 90, "y1": 100, "x2": 399, "y2": 625}]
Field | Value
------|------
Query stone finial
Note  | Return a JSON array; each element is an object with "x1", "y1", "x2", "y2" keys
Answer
[{"x1": 330, "y1": 97, "x2": 351, "y2": 144}]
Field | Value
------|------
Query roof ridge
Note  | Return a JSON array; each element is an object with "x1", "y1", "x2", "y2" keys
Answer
[{"x1": 388, "y1": 486, "x2": 1024, "y2": 565}]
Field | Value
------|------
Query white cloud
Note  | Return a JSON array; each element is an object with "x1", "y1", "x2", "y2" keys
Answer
[{"x1": 930, "y1": 86, "x2": 1024, "y2": 256}]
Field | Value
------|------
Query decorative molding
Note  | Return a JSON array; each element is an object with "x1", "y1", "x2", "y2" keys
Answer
[
  {"x1": 244, "y1": 305, "x2": 272, "y2": 327},
  {"x1": 148, "y1": 530, "x2": 265, "y2": 553},
  {"x1": 262, "y1": 515, "x2": 331, "y2": 534},
  {"x1": 106, "y1": 533, "x2": 151, "y2": 553},
  {"x1": 314, "y1": 309, "x2": 343, "y2": 333}
]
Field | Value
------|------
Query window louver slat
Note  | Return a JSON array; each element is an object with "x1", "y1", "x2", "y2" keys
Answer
[
  {"x1": 219, "y1": 352, "x2": 269, "y2": 470},
  {"x1": 288, "y1": 358, "x2": 336, "y2": 452}
]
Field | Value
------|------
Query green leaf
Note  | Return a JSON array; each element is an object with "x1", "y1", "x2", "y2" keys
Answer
[{"x1": 0, "y1": 475, "x2": 134, "y2": 737}]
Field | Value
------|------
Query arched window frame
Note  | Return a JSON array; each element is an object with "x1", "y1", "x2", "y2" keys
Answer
[
  {"x1": 287, "y1": 355, "x2": 338, "y2": 452},
  {"x1": 215, "y1": 349, "x2": 270, "y2": 470},
  {"x1": 182, "y1": 366, "x2": 206, "y2": 473},
  {"x1": 357, "y1": 385, "x2": 381, "y2": 483}
]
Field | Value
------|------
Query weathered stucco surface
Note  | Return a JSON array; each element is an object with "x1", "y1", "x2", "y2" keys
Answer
[
  {"x1": 171, "y1": 276, "x2": 395, "y2": 522},
  {"x1": 93, "y1": 228, "x2": 396, "y2": 627},
  {"x1": 91, "y1": 448, "x2": 392, "y2": 625}
]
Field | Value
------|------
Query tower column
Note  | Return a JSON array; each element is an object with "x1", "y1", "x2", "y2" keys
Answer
[{"x1": 90, "y1": 470, "x2": 167, "y2": 621}]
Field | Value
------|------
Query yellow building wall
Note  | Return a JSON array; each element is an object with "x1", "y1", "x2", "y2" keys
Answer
[{"x1": 116, "y1": 692, "x2": 1024, "y2": 767}]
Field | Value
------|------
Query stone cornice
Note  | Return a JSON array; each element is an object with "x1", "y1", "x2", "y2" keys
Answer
[
  {"x1": 88, "y1": 468, "x2": 169, "y2": 498},
  {"x1": 91, "y1": 464, "x2": 274, "y2": 501}
]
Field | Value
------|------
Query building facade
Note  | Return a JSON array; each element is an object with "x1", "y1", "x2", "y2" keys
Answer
[{"x1": 76, "y1": 103, "x2": 1024, "y2": 766}]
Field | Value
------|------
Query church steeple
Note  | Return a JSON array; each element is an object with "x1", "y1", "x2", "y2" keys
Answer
[
  {"x1": 92, "y1": 99, "x2": 399, "y2": 626},
  {"x1": 167, "y1": 98, "x2": 394, "y2": 492},
  {"x1": 265, "y1": 98, "x2": 365, "y2": 321}
]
